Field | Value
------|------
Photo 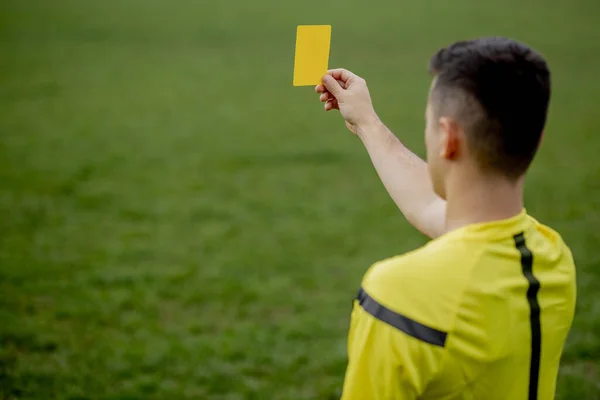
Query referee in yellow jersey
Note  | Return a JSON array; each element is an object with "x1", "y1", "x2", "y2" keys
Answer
[{"x1": 315, "y1": 37, "x2": 576, "y2": 400}]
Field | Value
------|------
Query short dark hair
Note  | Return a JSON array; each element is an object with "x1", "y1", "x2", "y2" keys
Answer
[{"x1": 428, "y1": 37, "x2": 551, "y2": 179}]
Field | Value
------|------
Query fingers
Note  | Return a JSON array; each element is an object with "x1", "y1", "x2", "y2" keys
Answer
[
  {"x1": 316, "y1": 72, "x2": 347, "y2": 111},
  {"x1": 320, "y1": 91, "x2": 341, "y2": 110},
  {"x1": 327, "y1": 68, "x2": 357, "y2": 83},
  {"x1": 320, "y1": 92, "x2": 332, "y2": 103},
  {"x1": 322, "y1": 75, "x2": 344, "y2": 97},
  {"x1": 324, "y1": 98, "x2": 339, "y2": 111},
  {"x1": 317, "y1": 79, "x2": 345, "y2": 91}
]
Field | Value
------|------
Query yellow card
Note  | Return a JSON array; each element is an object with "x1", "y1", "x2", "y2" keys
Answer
[{"x1": 293, "y1": 25, "x2": 331, "y2": 86}]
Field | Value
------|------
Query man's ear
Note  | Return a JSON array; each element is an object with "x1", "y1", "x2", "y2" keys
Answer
[{"x1": 439, "y1": 117, "x2": 460, "y2": 160}]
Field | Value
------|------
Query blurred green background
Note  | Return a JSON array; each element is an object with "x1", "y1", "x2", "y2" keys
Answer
[{"x1": 1, "y1": 0, "x2": 599, "y2": 399}]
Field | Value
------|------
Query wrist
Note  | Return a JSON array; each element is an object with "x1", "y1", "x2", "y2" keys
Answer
[{"x1": 356, "y1": 114, "x2": 385, "y2": 142}]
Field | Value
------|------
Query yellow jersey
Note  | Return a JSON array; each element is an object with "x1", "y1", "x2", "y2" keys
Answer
[{"x1": 341, "y1": 210, "x2": 576, "y2": 400}]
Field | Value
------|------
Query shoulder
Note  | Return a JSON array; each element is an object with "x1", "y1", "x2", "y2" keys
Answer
[
  {"x1": 525, "y1": 215, "x2": 577, "y2": 289},
  {"x1": 360, "y1": 237, "x2": 478, "y2": 335},
  {"x1": 363, "y1": 234, "x2": 478, "y2": 291},
  {"x1": 526, "y1": 214, "x2": 576, "y2": 262}
]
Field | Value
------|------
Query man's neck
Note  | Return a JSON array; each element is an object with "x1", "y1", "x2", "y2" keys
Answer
[{"x1": 444, "y1": 173, "x2": 525, "y2": 233}]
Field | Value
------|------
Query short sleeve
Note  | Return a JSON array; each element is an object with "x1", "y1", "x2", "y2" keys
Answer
[{"x1": 340, "y1": 289, "x2": 446, "y2": 400}]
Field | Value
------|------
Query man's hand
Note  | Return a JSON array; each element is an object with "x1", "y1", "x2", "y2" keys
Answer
[{"x1": 315, "y1": 69, "x2": 380, "y2": 136}]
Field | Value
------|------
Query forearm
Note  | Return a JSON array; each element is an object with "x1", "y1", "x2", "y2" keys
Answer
[{"x1": 357, "y1": 119, "x2": 447, "y2": 239}]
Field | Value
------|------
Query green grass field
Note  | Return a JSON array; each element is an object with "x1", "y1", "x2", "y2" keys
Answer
[{"x1": 1, "y1": 0, "x2": 599, "y2": 399}]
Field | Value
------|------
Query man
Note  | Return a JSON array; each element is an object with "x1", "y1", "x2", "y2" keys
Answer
[{"x1": 315, "y1": 37, "x2": 576, "y2": 400}]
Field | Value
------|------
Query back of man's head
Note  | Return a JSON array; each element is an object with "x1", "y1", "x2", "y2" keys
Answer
[{"x1": 429, "y1": 37, "x2": 551, "y2": 180}]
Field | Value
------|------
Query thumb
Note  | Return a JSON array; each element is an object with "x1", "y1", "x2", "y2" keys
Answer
[{"x1": 322, "y1": 75, "x2": 344, "y2": 98}]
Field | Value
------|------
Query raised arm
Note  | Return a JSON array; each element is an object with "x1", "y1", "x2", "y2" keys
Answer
[
  {"x1": 357, "y1": 119, "x2": 446, "y2": 239},
  {"x1": 316, "y1": 69, "x2": 447, "y2": 239}
]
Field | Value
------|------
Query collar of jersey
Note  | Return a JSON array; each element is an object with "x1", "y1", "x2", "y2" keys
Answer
[{"x1": 441, "y1": 208, "x2": 531, "y2": 241}]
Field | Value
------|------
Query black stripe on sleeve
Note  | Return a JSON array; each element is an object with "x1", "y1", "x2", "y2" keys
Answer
[
  {"x1": 514, "y1": 232, "x2": 541, "y2": 400},
  {"x1": 356, "y1": 288, "x2": 447, "y2": 347}
]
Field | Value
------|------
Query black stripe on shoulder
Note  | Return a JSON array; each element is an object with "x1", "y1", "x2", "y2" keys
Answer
[{"x1": 356, "y1": 287, "x2": 447, "y2": 347}]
